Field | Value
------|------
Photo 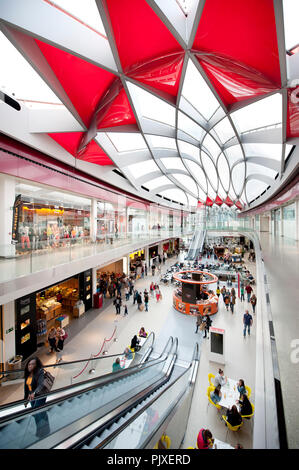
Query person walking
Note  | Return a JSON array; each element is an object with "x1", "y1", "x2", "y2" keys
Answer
[
  {"x1": 137, "y1": 292, "x2": 143, "y2": 310},
  {"x1": 195, "y1": 315, "x2": 202, "y2": 334},
  {"x1": 245, "y1": 284, "x2": 253, "y2": 303},
  {"x1": 123, "y1": 303, "x2": 128, "y2": 316},
  {"x1": 144, "y1": 291, "x2": 149, "y2": 311},
  {"x1": 216, "y1": 286, "x2": 221, "y2": 298},
  {"x1": 150, "y1": 282, "x2": 155, "y2": 297},
  {"x1": 250, "y1": 293, "x2": 257, "y2": 314},
  {"x1": 224, "y1": 294, "x2": 230, "y2": 311},
  {"x1": 48, "y1": 327, "x2": 58, "y2": 354},
  {"x1": 240, "y1": 284, "x2": 245, "y2": 302},
  {"x1": 203, "y1": 314, "x2": 212, "y2": 339},
  {"x1": 151, "y1": 263, "x2": 156, "y2": 276},
  {"x1": 56, "y1": 327, "x2": 66, "y2": 363},
  {"x1": 230, "y1": 293, "x2": 236, "y2": 314},
  {"x1": 114, "y1": 295, "x2": 122, "y2": 314},
  {"x1": 243, "y1": 309, "x2": 253, "y2": 337},
  {"x1": 221, "y1": 286, "x2": 226, "y2": 301},
  {"x1": 156, "y1": 286, "x2": 161, "y2": 302},
  {"x1": 125, "y1": 286, "x2": 130, "y2": 301},
  {"x1": 145, "y1": 263, "x2": 148, "y2": 276},
  {"x1": 133, "y1": 288, "x2": 138, "y2": 305},
  {"x1": 24, "y1": 357, "x2": 51, "y2": 438}
]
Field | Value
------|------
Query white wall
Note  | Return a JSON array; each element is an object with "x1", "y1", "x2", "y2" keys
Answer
[
  {"x1": 2, "y1": 301, "x2": 16, "y2": 364},
  {"x1": 0, "y1": 174, "x2": 16, "y2": 257}
]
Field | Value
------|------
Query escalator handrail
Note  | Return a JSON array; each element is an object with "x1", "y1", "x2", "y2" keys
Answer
[
  {"x1": 0, "y1": 337, "x2": 174, "y2": 424},
  {"x1": 0, "y1": 331, "x2": 156, "y2": 376},
  {"x1": 93, "y1": 342, "x2": 198, "y2": 449},
  {"x1": 0, "y1": 331, "x2": 166, "y2": 413}
]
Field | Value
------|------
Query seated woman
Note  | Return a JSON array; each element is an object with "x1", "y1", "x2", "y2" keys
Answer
[
  {"x1": 197, "y1": 428, "x2": 214, "y2": 449},
  {"x1": 226, "y1": 405, "x2": 242, "y2": 427},
  {"x1": 130, "y1": 335, "x2": 140, "y2": 351},
  {"x1": 237, "y1": 379, "x2": 246, "y2": 396},
  {"x1": 210, "y1": 384, "x2": 222, "y2": 405},
  {"x1": 139, "y1": 327, "x2": 148, "y2": 338},
  {"x1": 238, "y1": 394, "x2": 252, "y2": 417},
  {"x1": 123, "y1": 347, "x2": 133, "y2": 360},
  {"x1": 112, "y1": 357, "x2": 123, "y2": 372}
]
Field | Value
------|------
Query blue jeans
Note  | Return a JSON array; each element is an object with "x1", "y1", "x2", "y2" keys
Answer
[
  {"x1": 30, "y1": 397, "x2": 50, "y2": 438},
  {"x1": 247, "y1": 293, "x2": 251, "y2": 302},
  {"x1": 145, "y1": 302, "x2": 148, "y2": 311},
  {"x1": 243, "y1": 324, "x2": 251, "y2": 336},
  {"x1": 240, "y1": 293, "x2": 244, "y2": 301},
  {"x1": 230, "y1": 303, "x2": 234, "y2": 313}
]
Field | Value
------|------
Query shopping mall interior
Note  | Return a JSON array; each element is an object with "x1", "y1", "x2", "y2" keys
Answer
[{"x1": 0, "y1": 0, "x2": 298, "y2": 452}]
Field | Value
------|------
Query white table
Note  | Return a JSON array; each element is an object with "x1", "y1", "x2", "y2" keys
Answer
[
  {"x1": 218, "y1": 378, "x2": 240, "y2": 410},
  {"x1": 213, "y1": 438, "x2": 234, "y2": 450}
]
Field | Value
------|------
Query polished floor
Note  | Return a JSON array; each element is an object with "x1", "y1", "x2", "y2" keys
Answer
[
  {"x1": 259, "y1": 232, "x2": 299, "y2": 449},
  {"x1": 0, "y1": 252, "x2": 256, "y2": 449}
]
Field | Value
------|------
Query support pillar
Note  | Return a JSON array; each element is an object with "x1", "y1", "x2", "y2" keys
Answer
[
  {"x1": 90, "y1": 198, "x2": 97, "y2": 242},
  {"x1": 2, "y1": 301, "x2": 16, "y2": 364},
  {"x1": 92, "y1": 267, "x2": 97, "y2": 306},
  {"x1": 0, "y1": 174, "x2": 16, "y2": 257}
]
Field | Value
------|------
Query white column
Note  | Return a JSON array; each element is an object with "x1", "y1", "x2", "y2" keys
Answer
[
  {"x1": 2, "y1": 301, "x2": 16, "y2": 364},
  {"x1": 0, "y1": 174, "x2": 16, "y2": 257},
  {"x1": 280, "y1": 207, "x2": 283, "y2": 237},
  {"x1": 122, "y1": 256, "x2": 128, "y2": 275},
  {"x1": 296, "y1": 200, "x2": 299, "y2": 241},
  {"x1": 90, "y1": 198, "x2": 97, "y2": 242},
  {"x1": 144, "y1": 246, "x2": 149, "y2": 266}
]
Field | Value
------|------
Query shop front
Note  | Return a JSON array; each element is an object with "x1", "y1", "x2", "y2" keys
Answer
[
  {"x1": 96, "y1": 260, "x2": 125, "y2": 291},
  {"x1": 129, "y1": 250, "x2": 145, "y2": 278},
  {"x1": 15, "y1": 270, "x2": 92, "y2": 360},
  {"x1": 149, "y1": 245, "x2": 159, "y2": 265}
]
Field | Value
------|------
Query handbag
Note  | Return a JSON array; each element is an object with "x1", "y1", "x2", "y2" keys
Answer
[{"x1": 41, "y1": 370, "x2": 55, "y2": 394}]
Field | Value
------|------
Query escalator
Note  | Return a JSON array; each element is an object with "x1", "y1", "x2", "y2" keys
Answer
[
  {"x1": 0, "y1": 336, "x2": 175, "y2": 449},
  {"x1": 186, "y1": 230, "x2": 206, "y2": 261},
  {"x1": 78, "y1": 343, "x2": 199, "y2": 450}
]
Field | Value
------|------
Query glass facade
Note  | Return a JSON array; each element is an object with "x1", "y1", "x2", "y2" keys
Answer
[{"x1": 283, "y1": 203, "x2": 296, "y2": 240}]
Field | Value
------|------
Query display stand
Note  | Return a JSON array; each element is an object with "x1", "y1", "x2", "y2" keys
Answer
[{"x1": 209, "y1": 327, "x2": 225, "y2": 365}]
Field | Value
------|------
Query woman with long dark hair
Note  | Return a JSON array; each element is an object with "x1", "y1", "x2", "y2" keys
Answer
[{"x1": 24, "y1": 357, "x2": 50, "y2": 438}]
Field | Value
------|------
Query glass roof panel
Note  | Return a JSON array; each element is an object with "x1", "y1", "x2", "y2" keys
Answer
[
  {"x1": 231, "y1": 161, "x2": 246, "y2": 196},
  {"x1": 217, "y1": 185, "x2": 227, "y2": 200},
  {"x1": 283, "y1": 0, "x2": 299, "y2": 50},
  {"x1": 172, "y1": 174, "x2": 198, "y2": 195},
  {"x1": 49, "y1": 0, "x2": 107, "y2": 37},
  {"x1": 197, "y1": 186, "x2": 207, "y2": 201},
  {"x1": 207, "y1": 181, "x2": 217, "y2": 199},
  {"x1": 201, "y1": 152, "x2": 218, "y2": 188},
  {"x1": 106, "y1": 132, "x2": 147, "y2": 152},
  {"x1": 159, "y1": 188, "x2": 188, "y2": 205},
  {"x1": 145, "y1": 175, "x2": 171, "y2": 190},
  {"x1": 184, "y1": 160, "x2": 207, "y2": 190},
  {"x1": 0, "y1": 31, "x2": 61, "y2": 103},
  {"x1": 178, "y1": 111, "x2": 205, "y2": 142},
  {"x1": 246, "y1": 180, "x2": 269, "y2": 203},
  {"x1": 127, "y1": 82, "x2": 175, "y2": 127},
  {"x1": 202, "y1": 133, "x2": 222, "y2": 161},
  {"x1": 181, "y1": 59, "x2": 220, "y2": 120},
  {"x1": 186, "y1": 194, "x2": 198, "y2": 207},
  {"x1": 217, "y1": 153, "x2": 230, "y2": 191},
  {"x1": 178, "y1": 140, "x2": 200, "y2": 161},
  {"x1": 246, "y1": 162, "x2": 277, "y2": 179},
  {"x1": 231, "y1": 93, "x2": 282, "y2": 133},
  {"x1": 212, "y1": 117, "x2": 236, "y2": 144},
  {"x1": 146, "y1": 135, "x2": 177, "y2": 149},
  {"x1": 243, "y1": 143, "x2": 282, "y2": 161},
  {"x1": 127, "y1": 159, "x2": 159, "y2": 178},
  {"x1": 160, "y1": 158, "x2": 186, "y2": 171},
  {"x1": 224, "y1": 144, "x2": 244, "y2": 168}
]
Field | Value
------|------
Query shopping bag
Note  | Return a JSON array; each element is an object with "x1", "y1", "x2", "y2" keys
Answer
[{"x1": 140, "y1": 304, "x2": 144, "y2": 311}]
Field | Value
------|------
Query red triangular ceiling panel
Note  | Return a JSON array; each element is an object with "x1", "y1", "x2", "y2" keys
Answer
[
  {"x1": 77, "y1": 140, "x2": 113, "y2": 165},
  {"x1": 193, "y1": 0, "x2": 281, "y2": 88},
  {"x1": 35, "y1": 39, "x2": 116, "y2": 127},
  {"x1": 205, "y1": 196, "x2": 213, "y2": 206},
  {"x1": 215, "y1": 195, "x2": 223, "y2": 206},
  {"x1": 235, "y1": 201, "x2": 243, "y2": 210},
  {"x1": 49, "y1": 132, "x2": 84, "y2": 156},
  {"x1": 195, "y1": 53, "x2": 279, "y2": 109},
  {"x1": 106, "y1": 0, "x2": 183, "y2": 72},
  {"x1": 127, "y1": 52, "x2": 184, "y2": 98},
  {"x1": 224, "y1": 196, "x2": 234, "y2": 207},
  {"x1": 97, "y1": 88, "x2": 136, "y2": 129},
  {"x1": 287, "y1": 87, "x2": 299, "y2": 139}
]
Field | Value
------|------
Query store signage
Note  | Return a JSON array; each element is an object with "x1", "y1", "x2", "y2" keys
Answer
[
  {"x1": 11, "y1": 194, "x2": 22, "y2": 244},
  {"x1": 5, "y1": 327, "x2": 14, "y2": 334}
]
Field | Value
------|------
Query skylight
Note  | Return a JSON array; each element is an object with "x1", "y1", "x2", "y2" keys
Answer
[
  {"x1": 44, "y1": 0, "x2": 107, "y2": 38},
  {"x1": 283, "y1": 0, "x2": 299, "y2": 50},
  {"x1": 178, "y1": 140, "x2": 200, "y2": 161},
  {"x1": 201, "y1": 152, "x2": 218, "y2": 188},
  {"x1": 246, "y1": 180, "x2": 269, "y2": 202},
  {"x1": 145, "y1": 175, "x2": 172, "y2": 191},
  {"x1": 128, "y1": 159, "x2": 159, "y2": 178},
  {"x1": 231, "y1": 162, "x2": 246, "y2": 196},
  {"x1": 0, "y1": 31, "x2": 61, "y2": 102},
  {"x1": 106, "y1": 132, "x2": 147, "y2": 152},
  {"x1": 217, "y1": 153, "x2": 230, "y2": 191},
  {"x1": 181, "y1": 59, "x2": 220, "y2": 121},
  {"x1": 231, "y1": 93, "x2": 282, "y2": 134},
  {"x1": 212, "y1": 117, "x2": 236, "y2": 144},
  {"x1": 184, "y1": 160, "x2": 207, "y2": 190},
  {"x1": 127, "y1": 82, "x2": 176, "y2": 127},
  {"x1": 178, "y1": 111, "x2": 206, "y2": 142},
  {"x1": 243, "y1": 143, "x2": 283, "y2": 161},
  {"x1": 161, "y1": 158, "x2": 186, "y2": 171},
  {"x1": 146, "y1": 135, "x2": 177, "y2": 150},
  {"x1": 159, "y1": 188, "x2": 188, "y2": 205},
  {"x1": 202, "y1": 133, "x2": 221, "y2": 162}
]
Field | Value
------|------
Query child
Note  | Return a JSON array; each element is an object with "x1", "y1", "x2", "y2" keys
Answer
[{"x1": 123, "y1": 304, "x2": 128, "y2": 316}]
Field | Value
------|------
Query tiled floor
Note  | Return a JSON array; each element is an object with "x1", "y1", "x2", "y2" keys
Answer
[{"x1": 0, "y1": 251, "x2": 256, "y2": 450}]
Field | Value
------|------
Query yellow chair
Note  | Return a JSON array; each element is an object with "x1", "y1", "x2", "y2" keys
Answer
[
  {"x1": 154, "y1": 434, "x2": 171, "y2": 449},
  {"x1": 241, "y1": 402, "x2": 254, "y2": 420},
  {"x1": 208, "y1": 373, "x2": 215, "y2": 387},
  {"x1": 245, "y1": 385, "x2": 251, "y2": 398},
  {"x1": 207, "y1": 385, "x2": 221, "y2": 411},
  {"x1": 222, "y1": 415, "x2": 243, "y2": 442}
]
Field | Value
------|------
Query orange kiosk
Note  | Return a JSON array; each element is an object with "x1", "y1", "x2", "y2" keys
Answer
[{"x1": 173, "y1": 270, "x2": 218, "y2": 316}]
